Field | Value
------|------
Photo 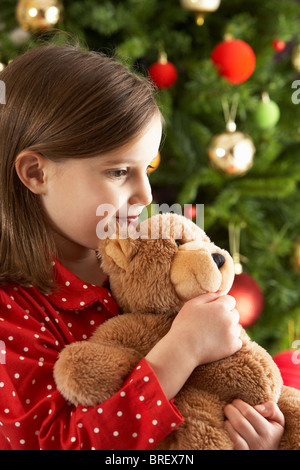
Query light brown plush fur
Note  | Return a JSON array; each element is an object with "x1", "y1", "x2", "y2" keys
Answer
[{"x1": 54, "y1": 213, "x2": 300, "y2": 450}]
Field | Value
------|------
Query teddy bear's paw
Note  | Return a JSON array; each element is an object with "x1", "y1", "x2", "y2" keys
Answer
[
  {"x1": 53, "y1": 340, "x2": 140, "y2": 406},
  {"x1": 278, "y1": 385, "x2": 300, "y2": 450}
]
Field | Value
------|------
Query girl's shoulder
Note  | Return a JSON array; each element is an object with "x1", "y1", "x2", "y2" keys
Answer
[{"x1": 0, "y1": 282, "x2": 49, "y2": 322}]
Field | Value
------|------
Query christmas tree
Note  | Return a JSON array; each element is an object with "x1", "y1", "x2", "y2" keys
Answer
[{"x1": 1, "y1": 0, "x2": 300, "y2": 357}]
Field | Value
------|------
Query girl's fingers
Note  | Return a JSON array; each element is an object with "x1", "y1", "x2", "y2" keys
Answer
[
  {"x1": 224, "y1": 399, "x2": 285, "y2": 450},
  {"x1": 224, "y1": 401, "x2": 259, "y2": 442},
  {"x1": 224, "y1": 419, "x2": 249, "y2": 450},
  {"x1": 254, "y1": 401, "x2": 285, "y2": 427},
  {"x1": 214, "y1": 294, "x2": 237, "y2": 310}
]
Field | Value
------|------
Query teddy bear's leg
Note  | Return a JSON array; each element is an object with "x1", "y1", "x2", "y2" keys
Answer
[
  {"x1": 278, "y1": 385, "x2": 300, "y2": 450},
  {"x1": 53, "y1": 340, "x2": 142, "y2": 406},
  {"x1": 155, "y1": 387, "x2": 233, "y2": 450},
  {"x1": 190, "y1": 332, "x2": 283, "y2": 407}
]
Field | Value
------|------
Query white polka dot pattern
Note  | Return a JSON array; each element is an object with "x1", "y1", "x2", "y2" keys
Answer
[{"x1": 0, "y1": 257, "x2": 183, "y2": 449}]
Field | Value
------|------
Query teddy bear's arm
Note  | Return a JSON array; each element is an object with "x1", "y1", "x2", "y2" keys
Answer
[
  {"x1": 53, "y1": 339, "x2": 142, "y2": 406},
  {"x1": 53, "y1": 312, "x2": 173, "y2": 407}
]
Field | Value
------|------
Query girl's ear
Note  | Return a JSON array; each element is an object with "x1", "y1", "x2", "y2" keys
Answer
[{"x1": 14, "y1": 151, "x2": 48, "y2": 195}]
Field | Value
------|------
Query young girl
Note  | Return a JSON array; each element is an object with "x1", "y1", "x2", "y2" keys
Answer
[{"x1": 0, "y1": 45, "x2": 284, "y2": 450}]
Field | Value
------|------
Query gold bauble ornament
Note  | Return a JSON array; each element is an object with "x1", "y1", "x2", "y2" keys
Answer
[
  {"x1": 16, "y1": 0, "x2": 63, "y2": 32},
  {"x1": 180, "y1": 0, "x2": 221, "y2": 25},
  {"x1": 208, "y1": 120, "x2": 256, "y2": 175},
  {"x1": 147, "y1": 152, "x2": 161, "y2": 174},
  {"x1": 291, "y1": 237, "x2": 300, "y2": 274},
  {"x1": 292, "y1": 44, "x2": 300, "y2": 73}
]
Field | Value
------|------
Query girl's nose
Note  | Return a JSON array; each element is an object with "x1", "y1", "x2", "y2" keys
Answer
[{"x1": 129, "y1": 174, "x2": 153, "y2": 207}]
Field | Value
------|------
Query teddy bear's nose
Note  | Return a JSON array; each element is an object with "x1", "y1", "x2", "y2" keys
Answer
[{"x1": 212, "y1": 253, "x2": 225, "y2": 269}]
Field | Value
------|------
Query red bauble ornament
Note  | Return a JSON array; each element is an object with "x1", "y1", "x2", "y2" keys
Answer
[
  {"x1": 211, "y1": 39, "x2": 256, "y2": 84},
  {"x1": 228, "y1": 272, "x2": 264, "y2": 328},
  {"x1": 273, "y1": 350, "x2": 300, "y2": 390},
  {"x1": 149, "y1": 52, "x2": 178, "y2": 89},
  {"x1": 272, "y1": 39, "x2": 286, "y2": 52},
  {"x1": 184, "y1": 205, "x2": 197, "y2": 220}
]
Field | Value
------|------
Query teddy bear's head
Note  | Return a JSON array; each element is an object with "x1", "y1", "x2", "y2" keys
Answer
[{"x1": 98, "y1": 213, "x2": 235, "y2": 315}]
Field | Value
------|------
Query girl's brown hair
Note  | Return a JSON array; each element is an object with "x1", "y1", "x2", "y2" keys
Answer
[{"x1": 0, "y1": 45, "x2": 159, "y2": 293}]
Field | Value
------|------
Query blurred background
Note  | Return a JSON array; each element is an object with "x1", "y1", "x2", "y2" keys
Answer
[{"x1": 1, "y1": 0, "x2": 300, "y2": 386}]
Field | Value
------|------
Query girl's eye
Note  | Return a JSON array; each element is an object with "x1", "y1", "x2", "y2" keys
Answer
[
  {"x1": 108, "y1": 169, "x2": 128, "y2": 179},
  {"x1": 175, "y1": 240, "x2": 183, "y2": 247}
]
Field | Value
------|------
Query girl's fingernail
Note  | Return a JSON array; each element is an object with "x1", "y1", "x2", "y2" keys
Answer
[{"x1": 255, "y1": 404, "x2": 266, "y2": 413}]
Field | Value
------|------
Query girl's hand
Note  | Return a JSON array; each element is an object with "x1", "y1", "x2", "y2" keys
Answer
[
  {"x1": 170, "y1": 293, "x2": 242, "y2": 368},
  {"x1": 146, "y1": 293, "x2": 242, "y2": 400},
  {"x1": 224, "y1": 399, "x2": 285, "y2": 450}
]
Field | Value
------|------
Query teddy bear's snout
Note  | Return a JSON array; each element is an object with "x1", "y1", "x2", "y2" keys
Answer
[{"x1": 211, "y1": 253, "x2": 225, "y2": 269}]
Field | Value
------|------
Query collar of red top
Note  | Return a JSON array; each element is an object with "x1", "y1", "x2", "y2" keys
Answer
[{"x1": 47, "y1": 257, "x2": 120, "y2": 316}]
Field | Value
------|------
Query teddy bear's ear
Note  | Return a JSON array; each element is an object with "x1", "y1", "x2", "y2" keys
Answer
[{"x1": 104, "y1": 239, "x2": 137, "y2": 270}]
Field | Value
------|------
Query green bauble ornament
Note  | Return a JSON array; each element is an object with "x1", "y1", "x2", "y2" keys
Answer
[{"x1": 254, "y1": 93, "x2": 280, "y2": 130}]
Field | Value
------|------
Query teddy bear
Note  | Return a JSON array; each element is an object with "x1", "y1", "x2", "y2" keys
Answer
[{"x1": 54, "y1": 213, "x2": 300, "y2": 450}]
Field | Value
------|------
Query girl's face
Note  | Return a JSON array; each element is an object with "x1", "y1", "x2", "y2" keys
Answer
[{"x1": 41, "y1": 114, "x2": 162, "y2": 253}]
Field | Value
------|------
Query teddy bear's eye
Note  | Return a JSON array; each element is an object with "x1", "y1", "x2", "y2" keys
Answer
[{"x1": 175, "y1": 240, "x2": 183, "y2": 247}]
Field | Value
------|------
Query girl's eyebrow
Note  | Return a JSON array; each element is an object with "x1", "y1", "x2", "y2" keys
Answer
[
  {"x1": 105, "y1": 158, "x2": 132, "y2": 165},
  {"x1": 97, "y1": 155, "x2": 151, "y2": 167},
  {"x1": 99, "y1": 159, "x2": 134, "y2": 168},
  {"x1": 94, "y1": 150, "x2": 156, "y2": 168}
]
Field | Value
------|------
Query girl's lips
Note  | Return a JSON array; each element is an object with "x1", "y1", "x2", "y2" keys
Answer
[
  {"x1": 116, "y1": 216, "x2": 140, "y2": 225},
  {"x1": 127, "y1": 216, "x2": 139, "y2": 224}
]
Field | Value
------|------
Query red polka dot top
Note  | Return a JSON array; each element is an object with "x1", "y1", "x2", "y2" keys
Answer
[{"x1": 0, "y1": 258, "x2": 183, "y2": 450}]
